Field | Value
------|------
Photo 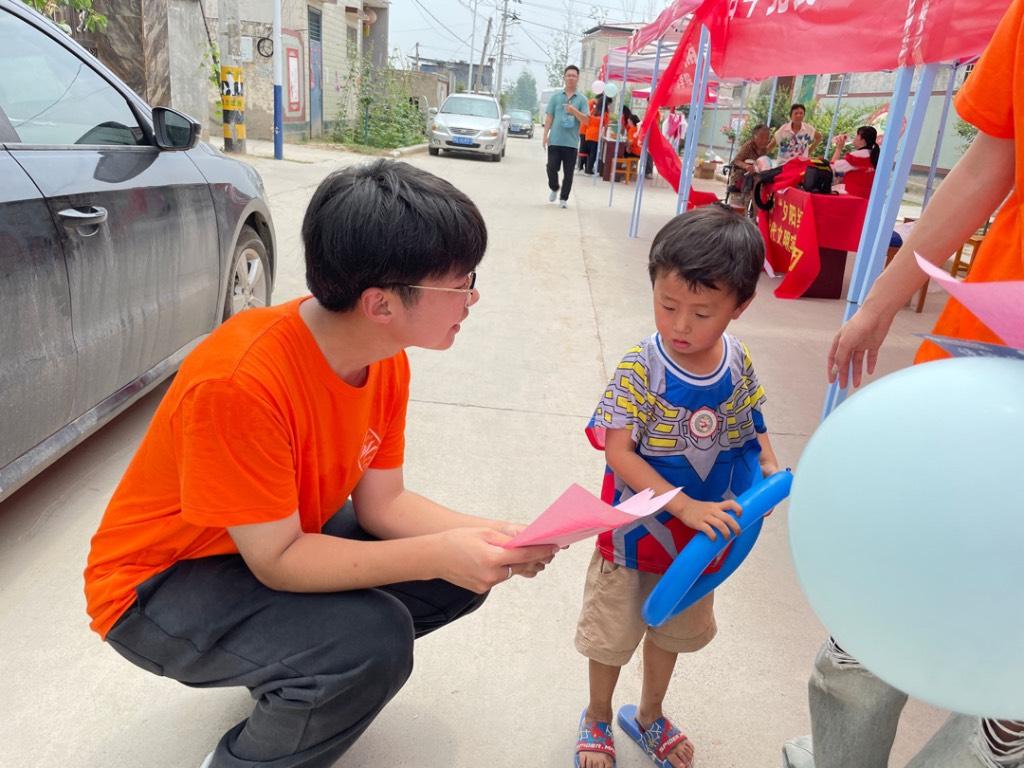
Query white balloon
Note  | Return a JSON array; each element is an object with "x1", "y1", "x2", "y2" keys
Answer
[{"x1": 591, "y1": 80, "x2": 605, "y2": 94}]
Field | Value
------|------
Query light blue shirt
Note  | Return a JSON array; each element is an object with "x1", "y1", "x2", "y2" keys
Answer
[{"x1": 545, "y1": 90, "x2": 587, "y2": 149}]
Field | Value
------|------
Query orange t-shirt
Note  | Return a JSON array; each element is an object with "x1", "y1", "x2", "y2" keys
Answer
[
  {"x1": 585, "y1": 111, "x2": 608, "y2": 143},
  {"x1": 84, "y1": 298, "x2": 410, "y2": 638},
  {"x1": 916, "y1": 0, "x2": 1023, "y2": 362}
]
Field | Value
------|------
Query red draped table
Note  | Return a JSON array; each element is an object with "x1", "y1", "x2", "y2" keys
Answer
[{"x1": 757, "y1": 181, "x2": 869, "y2": 300}]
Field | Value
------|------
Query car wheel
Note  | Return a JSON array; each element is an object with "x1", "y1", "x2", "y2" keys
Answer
[
  {"x1": 492, "y1": 151, "x2": 502, "y2": 162},
  {"x1": 223, "y1": 225, "x2": 271, "y2": 321},
  {"x1": 501, "y1": 145, "x2": 506, "y2": 158},
  {"x1": 428, "y1": 147, "x2": 439, "y2": 156}
]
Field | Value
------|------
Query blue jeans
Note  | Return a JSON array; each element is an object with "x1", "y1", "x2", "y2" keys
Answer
[{"x1": 782, "y1": 640, "x2": 1021, "y2": 768}]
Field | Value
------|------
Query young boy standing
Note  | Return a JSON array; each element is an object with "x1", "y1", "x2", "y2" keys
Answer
[
  {"x1": 84, "y1": 160, "x2": 558, "y2": 768},
  {"x1": 574, "y1": 205, "x2": 779, "y2": 768}
]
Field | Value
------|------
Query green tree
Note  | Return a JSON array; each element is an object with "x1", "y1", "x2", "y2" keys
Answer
[
  {"x1": 506, "y1": 70, "x2": 538, "y2": 115},
  {"x1": 954, "y1": 117, "x2": 978, "y2": 149},
  {"x1": 21, "y1": 0, "x2": 106, "y2": 32},
  {"x1": 545, "y1": 32, "x2": 571, "y2": 87}
]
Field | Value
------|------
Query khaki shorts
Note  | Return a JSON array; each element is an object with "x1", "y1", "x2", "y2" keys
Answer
[{"x1": 575, "y1": 549, "x2": 716, "y2": 667}]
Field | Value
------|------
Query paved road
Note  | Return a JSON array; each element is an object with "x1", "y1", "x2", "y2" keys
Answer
[{"x1": 0, "y1": 135, "x2": 948, "y2": 767}]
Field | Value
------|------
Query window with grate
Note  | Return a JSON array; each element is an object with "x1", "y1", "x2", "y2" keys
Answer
[
  {"x1": 308, "y1": 8, "x2": 322, "y2": 42},
  {"x1": 825, "y1": 74, "x2": 844, "y2": 96}
]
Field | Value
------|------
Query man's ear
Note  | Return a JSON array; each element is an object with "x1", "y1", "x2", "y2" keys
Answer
[
  {"x1": 732, "y1": 293, "x2": 755, "y2": 319},
  {"x1": 360, "y1": 288, "x2": 393, "y2": 324}
]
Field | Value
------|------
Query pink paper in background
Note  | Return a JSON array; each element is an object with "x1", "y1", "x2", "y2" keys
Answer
[
  {"x1": 917, "y1": 254, "x2": 1024, "y2": 349},
  {"x1": 504, "y1": 484, "x2": 680, "y2": 549}
]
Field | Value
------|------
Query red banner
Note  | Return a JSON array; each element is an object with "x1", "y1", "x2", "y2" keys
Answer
[
  {"x1": 628, "y1": 0, "x2": 702, "y2": 53},
  {"x1": 760, "y1": 188, "x2": 820, "y2": 296}
]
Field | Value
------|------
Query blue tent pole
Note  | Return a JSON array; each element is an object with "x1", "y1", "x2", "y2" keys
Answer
[
  {"x1": 822, "y1": 64, "x2": 939, "y2": 418},
  {"x1": 676, "y1": 25, "x2": 711, "y2": 215},
  {"x1": 824, "y1": 73, "x2": 848, "y2": 153},
  {"x1": 628, "y1": 40, "x2": 664, "y2": 238},
  {"x1": 592, "y1": 86, "x2": 609, "y2": 186},
  {"x1": 608, "y1": 54, "x2": 631, "y2": 207},
  {"x1": 821, "y1": 66, "x2": 914, "y2": 418},
  {"x1": 766, "y1": 76, "x2": 778, "y2": 127},
  {"x1": 923, "y1": 62, "x2": 957, "y2": 209}
]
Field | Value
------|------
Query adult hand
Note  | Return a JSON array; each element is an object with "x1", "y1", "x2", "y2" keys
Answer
[
  {"x1": 434, "y1": 528, "x2": 557, "y2": 593},
  {"x1": 542, "y1": 133, "x2": 549, "y2": 150},
  {"x1": 827, "y1": 303, "x2": 897, "y2": 389}
]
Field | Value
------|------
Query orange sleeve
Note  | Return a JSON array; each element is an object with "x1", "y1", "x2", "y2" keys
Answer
[
  {"x1": 369, "y1": 352, "x2": 409, "y2": 470},
  {"x1": 173, "y1": 381, "x2": 299, "y2": 527},
  {"x1": 954, "y1": 0, "x2": 1022, "y2": 139}
]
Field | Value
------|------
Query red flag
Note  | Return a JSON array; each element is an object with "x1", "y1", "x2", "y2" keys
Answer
[
  {"x1": 763, "y1": 187, "x2": 822, "y2": 298},
  {"x1": 647, "y1": 125, "x2": 719, "y2": 208}
]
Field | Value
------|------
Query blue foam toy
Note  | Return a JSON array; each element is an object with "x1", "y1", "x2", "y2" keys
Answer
[{"x1": 642, "y1": 470, "x2": 793, "y2": 627}]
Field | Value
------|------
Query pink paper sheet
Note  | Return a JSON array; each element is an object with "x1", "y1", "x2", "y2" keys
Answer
[
  {"x1": 503, "y1": 484, "x2": 681, "y2": 548},
  {"x1": 917, "y1": 254, "x2": 1024, "y2": 349}
]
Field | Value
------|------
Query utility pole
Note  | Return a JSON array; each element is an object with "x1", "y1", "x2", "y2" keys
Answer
[
  {"x1": 476, "y1": 15, "x2": 492, "y2": 91},
  {"x1": 467, "y1": 0, "x2": 478, "y2": 92},
  {"x1": 414, "y1": 42, "x2": 420, "y2": 71},
  {"x1": 218, "y1": 0, "x2": 245, "y2": 154},
  {"x1": 495, "y1": 0, "x2": 509, "y2": 97}
]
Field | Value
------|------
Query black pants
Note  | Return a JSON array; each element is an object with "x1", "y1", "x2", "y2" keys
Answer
[
  {"x1": 583, "y1": 139, "x2": 599, "y2": 174},
  {"x1": 547, "y1": 145, "x2": 578, "y2": 201},
  {"x1": 106, "y1": 505, "x2": 487, "y2": 768}
]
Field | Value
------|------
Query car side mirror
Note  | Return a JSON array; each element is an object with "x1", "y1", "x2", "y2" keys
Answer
[
  {"x1": 428, "y1": 107, "x2": 438, "y2": 116},
  {"x1": 502, "y1": 114, "x2": 510, "y2": 121},
  {"x1": 153, "y1": 107, "x2": 200, "y2": 150}
]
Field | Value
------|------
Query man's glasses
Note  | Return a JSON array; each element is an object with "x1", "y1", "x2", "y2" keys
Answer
[{"x1": 406, "y1": 272, "x2": 477, "y2": 307}]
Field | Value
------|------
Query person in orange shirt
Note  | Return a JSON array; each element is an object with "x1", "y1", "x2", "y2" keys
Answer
[
  {"x1": 583, "y1": 95, "x2": 611, "y2": 175},
  {"x1": 578, "y1": 97, "x2": 594, "y2": 170},
  {"x1": 84, "y1": 160, "x2": 559, "y2": 768},
  {"x1": 792, "y1": 1, "x2": 1024, "y2": 765}
]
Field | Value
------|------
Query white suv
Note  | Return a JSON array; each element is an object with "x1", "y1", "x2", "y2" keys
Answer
[{"x1": 428, "y1": 92, "x2": 508, "y2": 162}]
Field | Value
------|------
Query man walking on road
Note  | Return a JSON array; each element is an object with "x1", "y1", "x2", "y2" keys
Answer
[{"x1": 544, "y1": 65, "x2": 589, "y2": 209}]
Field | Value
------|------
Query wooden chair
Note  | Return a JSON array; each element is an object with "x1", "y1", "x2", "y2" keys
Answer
[
  {"x1": 614, "y1": 156, "x2": 639, "y2": 183},
  {"x1": 950, "y1": 233, "x2": 984, "y2": 278}
]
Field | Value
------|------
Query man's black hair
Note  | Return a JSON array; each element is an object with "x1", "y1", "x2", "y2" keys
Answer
[
  {"x1": 648, "y1": 204, "x2": 764, "y2": 305},
  {"x1": 302, "y1": 160, "x2": 486, "y2": 312},
  {"x1": 790, "y1": 103, "x2": 807, "y2": 115},
  {"x1": 564, "y1": 64, "x2": 580, "y2": 75}
]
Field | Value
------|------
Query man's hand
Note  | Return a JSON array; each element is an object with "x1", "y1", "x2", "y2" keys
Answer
[
  {"x1": 827, "y1": 303, "x2": 896, "y2": 389},
  {"x1": 542, "y1": 132, "x2": 549, "y2": 149},
  {"x1": 433, "y1": 527, "x2": 557, "y2": 593},
  {"x1": 672, "y1": 498, "x2": 742, "y2": 541}
]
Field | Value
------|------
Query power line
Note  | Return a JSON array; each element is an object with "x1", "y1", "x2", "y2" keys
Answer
[{"x1": 409, "y1": 0, "x2": 469, "y2": 47}]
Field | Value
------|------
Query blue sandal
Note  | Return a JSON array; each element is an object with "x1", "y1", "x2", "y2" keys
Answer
[
  {"x1": 575, "y1": 708, "x2": 616, "y2": 767},
  {"x1": 616, "y1": 704, "x2": 694, "y2": 768}
]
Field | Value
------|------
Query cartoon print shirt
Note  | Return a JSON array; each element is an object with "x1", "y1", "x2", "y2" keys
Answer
[
  {"x1": 774, "y1": 122, "x2": 818, "y2": 161},
  {"x1": 592, "y1": 333, "x2": 767, "y2": 573}
]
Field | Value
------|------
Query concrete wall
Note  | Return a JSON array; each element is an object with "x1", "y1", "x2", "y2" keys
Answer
[
  {"x1": 167, "y1": 0, "x2": 210, "y2": 128},
  {"x1": 580, "y1": 28, "x2": 634, "y2": 92}
]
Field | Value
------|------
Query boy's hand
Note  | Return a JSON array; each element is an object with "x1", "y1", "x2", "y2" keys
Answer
[
  {"x1": 760, "y1": 461, "x2": 780, "y2": 478},
  {"x1": 673, "y1": 499, "x2": 742, "y2": 541},
  {"x1": 434, "y1": 528, "x2": 557, "y2": 593}
]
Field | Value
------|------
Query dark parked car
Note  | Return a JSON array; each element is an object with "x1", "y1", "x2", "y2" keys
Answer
[
  {"x1": 0, "y1": 0, "x2": 276, "y2": 502},
  {"x1": 508, "y1": 109, "x2": 535, "y2": 138}
]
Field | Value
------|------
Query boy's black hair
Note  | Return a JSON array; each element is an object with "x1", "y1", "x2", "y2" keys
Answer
[
  {"x1": 302, "y1": 160, "x2": 486, "y2": 312},
  {"x1": 564, "y1": 64, "x2": 580, "y2": 74},
  {"x1": 648, "y1": 204, "x2": 764, "y2": 305},
  {"x1": 790, "y1": 103, "x2": 807, "y2": 115}
]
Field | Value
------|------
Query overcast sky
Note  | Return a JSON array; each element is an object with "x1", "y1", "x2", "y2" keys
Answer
[{"x1": 388, "y1": 0, "x2": 661, "y2": 94}]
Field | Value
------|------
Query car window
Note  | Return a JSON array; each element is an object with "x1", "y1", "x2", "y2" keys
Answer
[
  {"x1": 440, "y1": 97, "x2": 499, "y2": 119},
  {"x1": 0, "y1": 10, "x2": 145, "y2": 146}
]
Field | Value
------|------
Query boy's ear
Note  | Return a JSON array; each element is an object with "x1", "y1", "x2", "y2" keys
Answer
[
  {"x1": 732, "y1": 293, "x2": 755, "y2": 319},
  {"x1": 360, "y1": 288, "x2": 393, "y2": 324}
]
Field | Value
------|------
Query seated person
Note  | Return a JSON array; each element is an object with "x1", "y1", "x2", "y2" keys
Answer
[
  {"x1": 623, "y1": 114, "x2": 652, "y2": 178},
  {"x1": 730, "y1": 124, "x2": 772, "y2": 209},
  {"x1": 831, "y1": 125, "x2": 880, "y2": 198}
]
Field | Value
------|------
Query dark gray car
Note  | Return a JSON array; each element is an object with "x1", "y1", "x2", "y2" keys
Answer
[{"x1": 0, "y1": 1, "x2": 276, "y2": 502}]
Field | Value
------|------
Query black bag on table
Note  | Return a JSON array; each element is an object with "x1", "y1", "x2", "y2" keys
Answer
[{"x1": 802, "y1": 159, "x2": 834, "y2": 194}]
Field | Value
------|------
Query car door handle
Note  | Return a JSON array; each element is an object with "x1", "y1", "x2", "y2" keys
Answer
[{"x1": 58, "y1": 206, "x2": 108, "y2": 235}]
